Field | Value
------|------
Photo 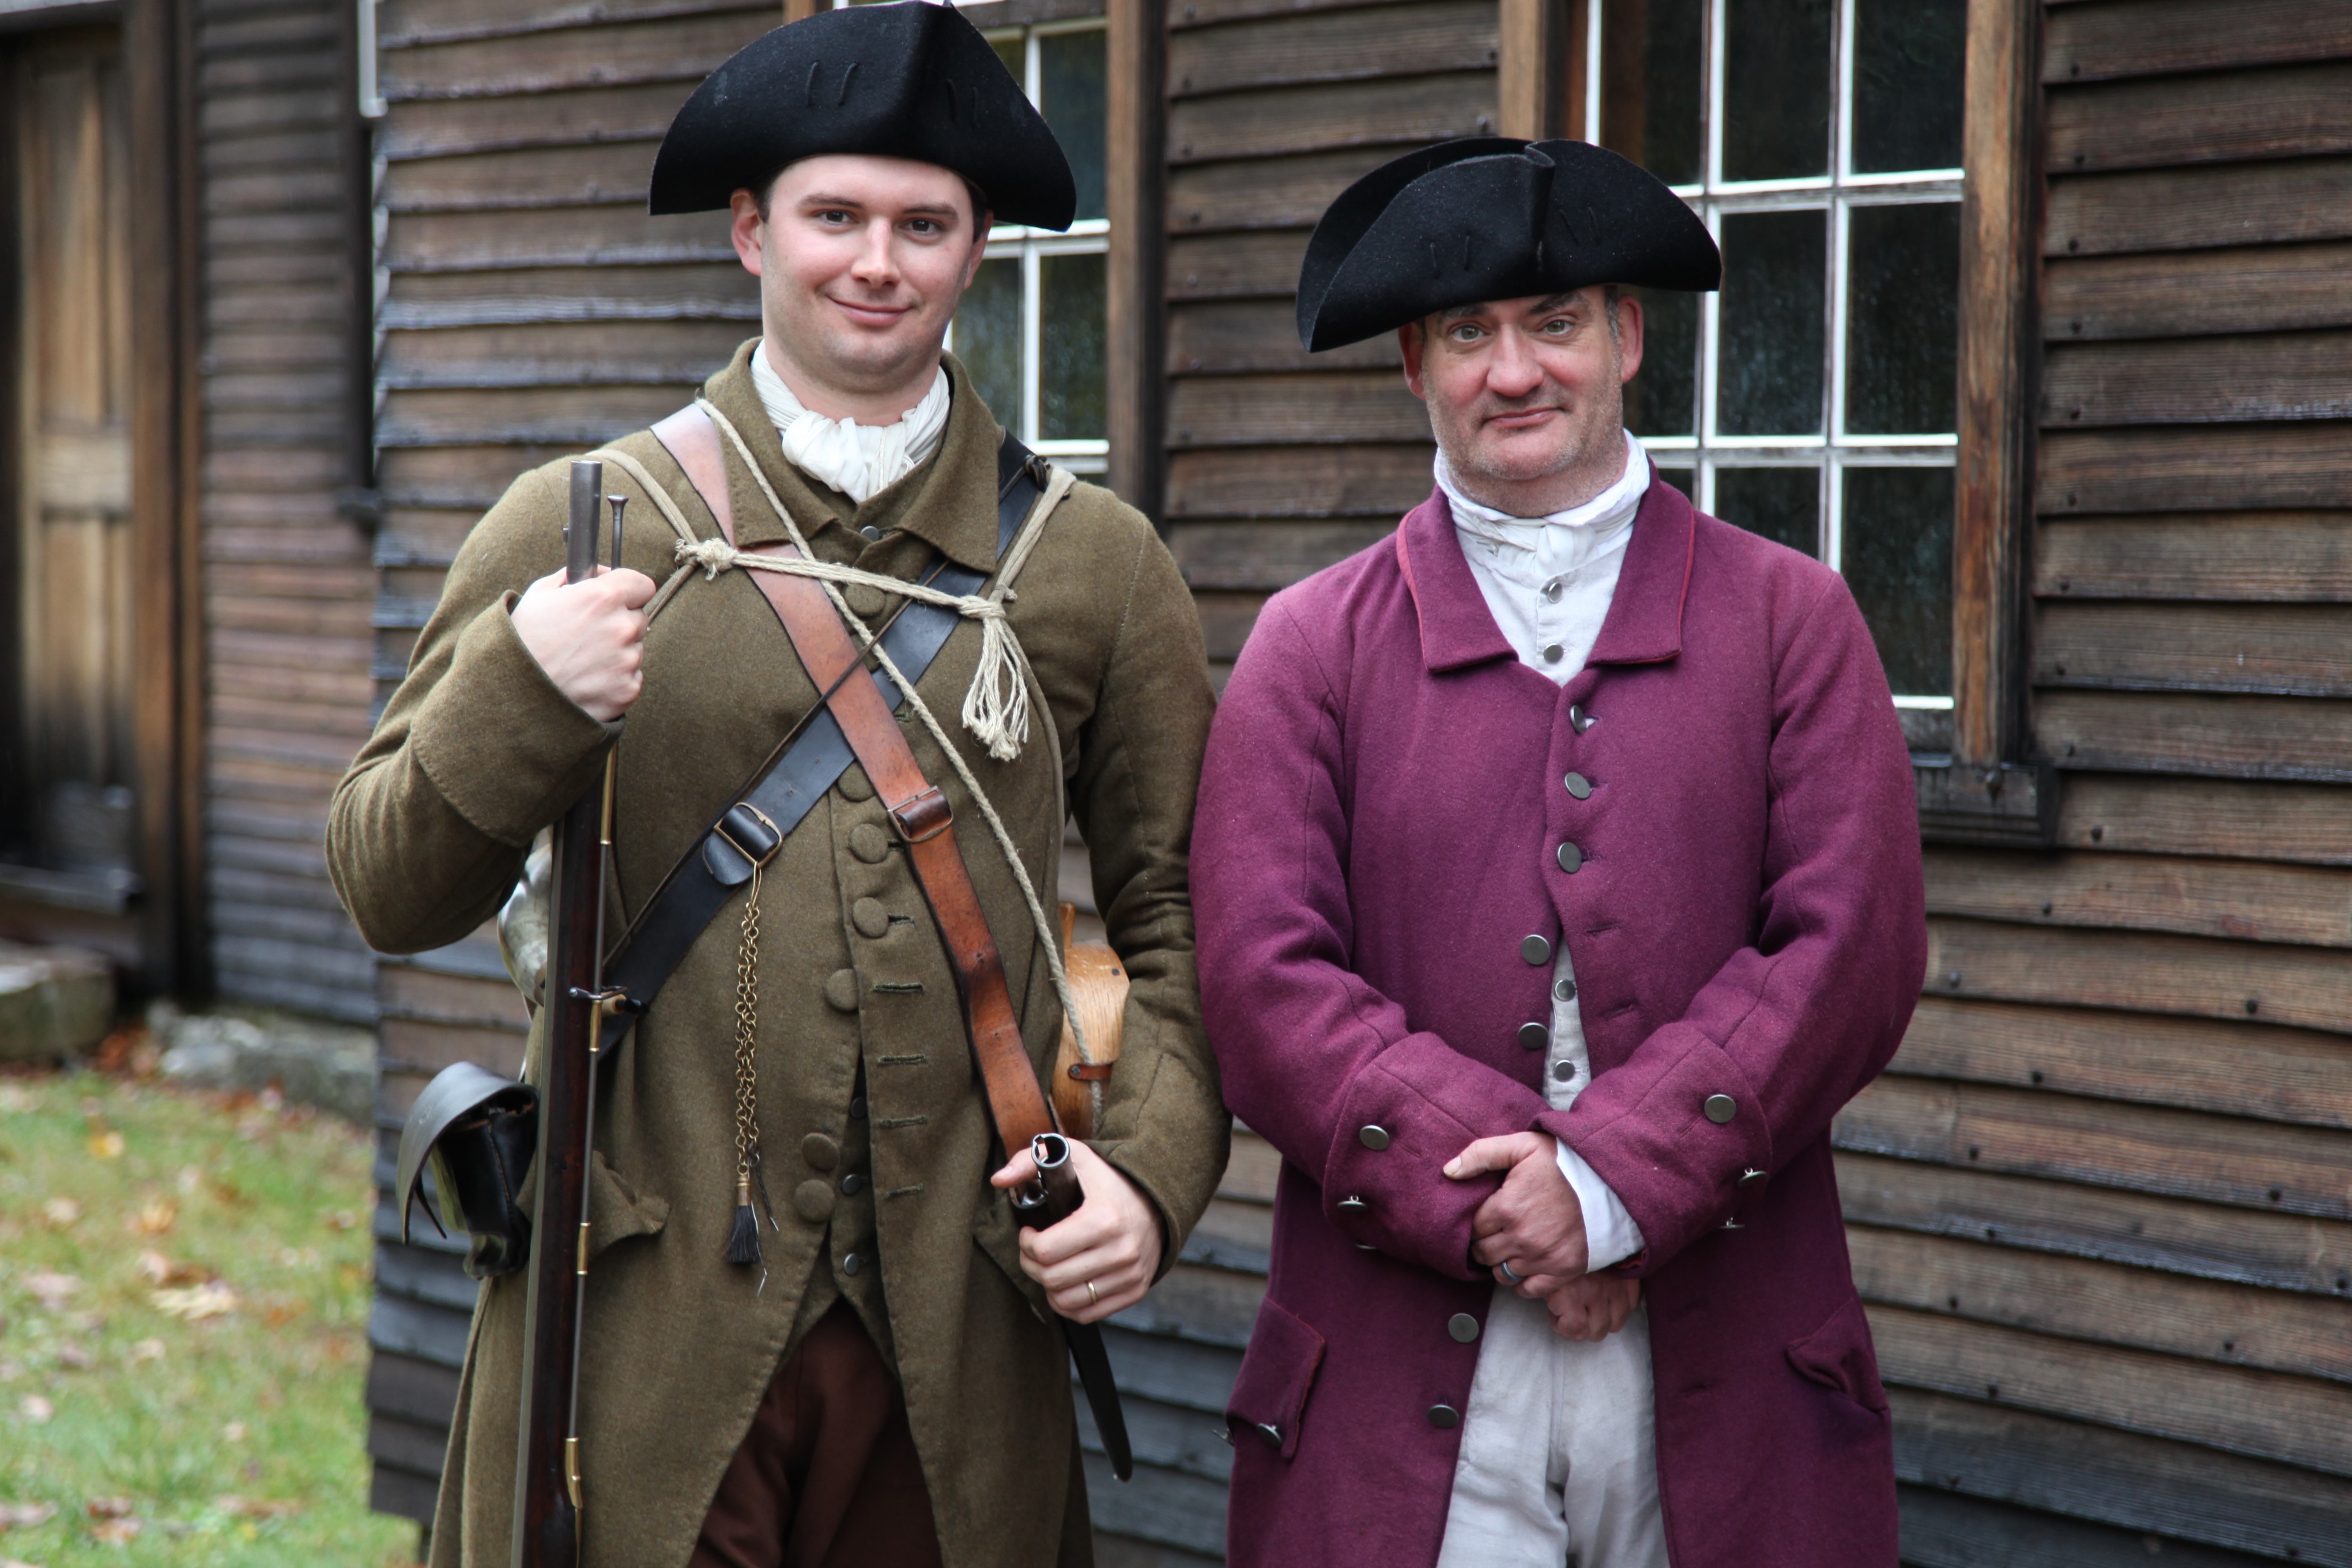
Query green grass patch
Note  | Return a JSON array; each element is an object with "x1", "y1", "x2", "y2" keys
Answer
[{"x1": 0, "y1": 1069, "x2": 419, "y2": 1567}]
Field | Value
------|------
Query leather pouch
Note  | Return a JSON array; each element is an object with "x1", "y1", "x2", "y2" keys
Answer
[
  {"x1": 1224, "y1": 1295, "x2": 1328, "y2": 1460},
  {"x1": 395, "y1": 1061, "x2": 540, "y2": 1280}
]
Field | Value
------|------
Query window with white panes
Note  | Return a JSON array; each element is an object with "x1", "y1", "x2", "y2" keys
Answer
[
  {"x1": 1597, "y1": 0, "x2": 1966, "y2": 706},
  {"x1": 946, "y1": 18, "x2": 1110, "y2": 476}
]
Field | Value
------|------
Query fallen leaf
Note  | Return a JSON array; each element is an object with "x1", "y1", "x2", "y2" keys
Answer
[
  {"x1": 212, "y1": 1497, "x2": 297, "y2": 1520},
  {"x1": 127, "y1": 1340, "x2": 164, "y2": 1365},
  {"x1": 83, "y1": 1499, "x2": 131, "y2": 1521},
  {"x1": 152, "y1": 1282, "x2": 236, "y2": 1321},
  {"x1": 39, "y1": 1199, "x2": 77, "y2": 1228},
  {"x1": 55, "y1": 1344, "x2": 89, "y2": 1371},
  {"x1": 132, "y1": 1198, "x2": 176, "y2": 1236},
  {"x1": 262, "y1": 1301, "x2": 306, "y2": 1328},
  {"x1": 0, "y1": 1501, "x2": 57, "y2": 1528},
  {"x1": 135, "y1": 1253, "x2": 207, "y2": 1288},
  {"x1": 21, "y1": 1273, "x2": 77, "y2": 1312},
  {"x1": 89, "y1": 1518, "x2": 139, "y2": 1546},
  {"x1": 86, "y1": 1130, "x2": 123, "y2": 1161},
  {"x1": 16, "y1": 1398, "x2": 50, "y2": 1425},
  {"x1": 219, "y1": 1421, "x2": 246, "y2": 1442}
]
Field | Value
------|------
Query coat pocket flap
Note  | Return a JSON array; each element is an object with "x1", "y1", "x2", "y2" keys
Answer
[
  {"x1": 1785, "y1": 1293, "x2": 1889, "y2": 1414},
  {"x1": 587, "y1": 1151, "x2": 669, "y2": 1260},
  {"x1": 1226, "y1": 1296, "x2": 1326, "y2": 1461}
]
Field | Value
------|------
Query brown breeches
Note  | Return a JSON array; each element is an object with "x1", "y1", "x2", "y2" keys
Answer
[{"x1": 689, "y1": 1302, "x2": 943, "y2": 1568}]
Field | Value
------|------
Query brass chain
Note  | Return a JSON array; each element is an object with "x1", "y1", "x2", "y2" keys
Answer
[{"x1": 730, "y1": 864, "x2": 762, "y2": 1189}]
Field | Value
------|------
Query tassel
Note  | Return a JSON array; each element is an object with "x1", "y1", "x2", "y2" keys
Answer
[
  {"x1": 959, "y1": 612, "x2": 1032, "y2": 763},
  {"x1": 724, "y1": 1174, "x2": 762, "y2": 1266}
]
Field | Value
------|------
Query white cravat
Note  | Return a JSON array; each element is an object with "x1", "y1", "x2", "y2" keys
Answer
[
  {"x1": 1437, "y1": 428, "x2": 1650, "y2": 1274},
  {"x1": 751, "y1": 341, "x2": 951, "y2": 504}
]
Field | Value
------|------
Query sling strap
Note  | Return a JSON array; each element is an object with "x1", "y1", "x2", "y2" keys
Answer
[{"x1": 590, "y1": 417, "x2": 1046, "y2": 1054}]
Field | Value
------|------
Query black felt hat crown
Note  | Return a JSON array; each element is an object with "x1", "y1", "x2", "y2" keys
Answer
[
  {"x1": 649, "y1": 1, "x2": 1076, "y2": 231},
  {"x1": 1296, "y1": 138, "x2": 1721, "y2": 351}
]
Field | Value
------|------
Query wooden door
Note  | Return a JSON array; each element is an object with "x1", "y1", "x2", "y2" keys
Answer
[{"x1": 7, "y1": 29, "x2": 137, "y2": 882}]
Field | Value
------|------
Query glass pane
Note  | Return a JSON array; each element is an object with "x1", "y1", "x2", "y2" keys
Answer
[
  {"x1": 1600, "y1": 0, "x2": 1704, "y2": 187},
  {"x1": 1041, "y1": 30, "x2": 1107, "y2": 223},
  {"x1": 1846, "y1": 202, "x2": 1959, "y2": 435},
  {"x1": 1656, "y1": 466, "x2": 1695, "y2": 500},
  {"x1": 1842, "y1": 465, "x2": 1953, "y2": 696},
  {"x1": 1039, "y1": 251, "x2": 1106, "y2": 440},
  {"x1": 955, "y1": 256, "x2": 1023, "y2": 433},
  {"x1": 1623, "y1": 287, "x2": 1697, "y2": 438},
  {"x1": 1722, "y1": 0, "x2": 1832, "y2": 181},
  {"x1": 1853, "y1": 0, "x2": 1966, "y2": 173},
  {"x1": 1713, "y1": 466, "x2": 1820, "y2": 556},
  {"x1": 1717, "y1": 209, "x2": 1826, "y2": 435}
]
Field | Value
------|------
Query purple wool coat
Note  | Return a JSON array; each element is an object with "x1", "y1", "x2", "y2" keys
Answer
[{"x1": 1192, "y1": 470, "x2": 1927, "y2": 1568}]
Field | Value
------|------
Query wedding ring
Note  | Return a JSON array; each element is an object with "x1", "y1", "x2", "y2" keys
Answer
[
  {"x1": 1086, "y1": 1279, "x2": 1100, "y2": 1306},
  {"x1": 1498, "y1": 1260, "x2": 1524, "y2": 1284}
]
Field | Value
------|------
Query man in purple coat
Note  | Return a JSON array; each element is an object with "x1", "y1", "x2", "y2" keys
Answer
[{"x1": 1192, "y1": 138, "x2": 1928, "y2": 1568}]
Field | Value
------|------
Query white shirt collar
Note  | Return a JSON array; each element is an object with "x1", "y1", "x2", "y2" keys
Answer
[{"x1": 751, "y1": 342, "x2": 952, "y2": 505}]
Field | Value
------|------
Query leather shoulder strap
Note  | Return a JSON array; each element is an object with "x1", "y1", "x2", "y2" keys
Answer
[{"x1": 651, "y1": 405, "x2": 734, "y2": 543}]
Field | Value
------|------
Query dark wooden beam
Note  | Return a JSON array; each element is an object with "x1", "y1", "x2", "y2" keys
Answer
[{"x1": 1107, "y1": 0, "x2": 1166, "y2": 518}]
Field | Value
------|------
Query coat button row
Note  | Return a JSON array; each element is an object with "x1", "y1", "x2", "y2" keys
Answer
[
  {"x1": 1427, "y1": 1404, "x2": 1461, "y2": 1429},
  {"x1": 852, "y1": 898, "x2": 891, "y2": 938},
  {"x1": 1336, "y1": 1196, "x2": 1369, "y2": 1216},
  {"x1": 840, "y1": 1172, "x2": 866, "y2": 1196},
  {"x1": 1359, "y1": 1125, "x2": 1391, "y2": 1151},
  {"x1": 793, "y1": 1179, "x2": 832, "y2": 1222},
  {"x1": 1569, "y1": 703, "x2": 1595, "y2": 733},
  {"x1": 1448, "y1": 1313, "x2": 1480, "y2": 1344},
  {"x1": 1521, "y1": 934, "x2": 1551, "y2": 966},
  {"x1": 803, "y1": 1133, "x2": 840, "y2": 1170},
  {"x1": 1563, "y1": 771, "x2": 1592, "y2": 800},
  {"x1": 1737, "y1": 1167, "x2": 1766, "y2": 1187},
  {"x1": 1518, "y1": 1022, "x2": 1548, "y2": 1050},
  {"x1": 1555, "y1": 977, "x2": 1577, "y2": 1002},
  {"x1": 825, "y1": 968, "x2": 861, "y2": 1013},
  {"x1": 842, "y1": 1251, "x2": 864, "y2": 1275},
  {"x1": 1704, "y1": 1094, "x2": 1739, "y2": 1124},
  {"x1": 1556, "y1": 841, "x2": 1583, "y2": 873},
  {"x1": 849, "y1": 823, "x2": 892, "y2": 864}
]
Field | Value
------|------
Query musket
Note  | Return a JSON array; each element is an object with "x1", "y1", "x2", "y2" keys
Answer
[{"x1": 512, "y1": 461, "x2": 630, "y2": 1568}]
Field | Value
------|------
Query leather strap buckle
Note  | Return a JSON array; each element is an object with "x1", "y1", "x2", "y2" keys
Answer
[
  {"x1": 888, "y1": 786, "x2": 953, "y2": 844},
  {"x1": 714, "y1": 802, "x2": 782, "y2": 868}
]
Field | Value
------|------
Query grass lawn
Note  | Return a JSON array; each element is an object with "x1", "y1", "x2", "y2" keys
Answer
[{"x1": 0, "y1": 1064, "x2": 420, "y2": 1567}]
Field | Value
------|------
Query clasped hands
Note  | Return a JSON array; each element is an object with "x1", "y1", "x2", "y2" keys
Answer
[{"x1": 1446, "y1": 1132, "x2": 1640, "y2": 1343}]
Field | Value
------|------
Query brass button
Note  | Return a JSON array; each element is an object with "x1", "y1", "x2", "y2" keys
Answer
[
  {"x1": 802, "y1": 1133, "x2": 840, "y2": 1171},
  {"x1": 1336, "y1": 1196, "x2": 1369, "y2": 1215},
  {"x1": 850, "y1": 823, "x2": 891, "y2": 864},
  {"x1": 1563, "y1": 771, "x2": 1592, "y2": 800},
  {"x1": 1518, "y1": 1022, "x2": 1548, "y2": 1051},
  {"x1": 793, "y1": 1179, "x2": 832, "y2": 1222},
  {"x1": 1358, "y1": 1125, "x2": 1392, "y2": 1151},
  {"x1": 845, "y1": 583, "x2": 887, "y2": 620},
  {"x1": 1521, "y1": 934, "x2": 1551, "y2": 966},
  {"x1": 842, "y1": 1252, "x2": 864, "y2": 1276},
  {"x1": 852, "y1": 898, "x2": 890, "y2": 938},
  {"x1": 824, "y1": 968, "x2": 860, "y2": 1013},
  {"x1": 1448, "y1": 1313, "x2": 1480, "y2": 1344},
  {"x1": 838, "y1": 764, "x2": 875, "y2": 802},
  {"x1": 1427, "y1": 1404, "x2": 1460, "y2": 1429},
  {"x1": 1737, "y1": 1167, "x2": 1766, "y2": 1188},
  {"x1": 1556, "y1": 841, "x2": 1584, "y2": 873},
  {"x1": 840, "y1": 1172, "x2": 865, "y2": 1196},
  {"x1": 1704, "y1": 1094, "x2": 1738, "y2": 1124}
]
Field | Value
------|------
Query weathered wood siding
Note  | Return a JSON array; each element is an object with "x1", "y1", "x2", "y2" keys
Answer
[
  {"x1": 195, "y1": 0, "x2": 378, "y2": 1020},
  {"x1": 361, "y1": 0, "x2": 769, "y2": 1522},
  {"x1": 1862, "y1": 2, "x2": 2352, "y2": 1561}
]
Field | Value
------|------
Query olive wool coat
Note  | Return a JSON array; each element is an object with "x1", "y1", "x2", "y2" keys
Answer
[
  {"x1": 329, "y1": 344, "x2": 1228, "y2": 1568},
  {"x1": 1193, "y1": 474, "x2": 1927, "y2": 1567}
]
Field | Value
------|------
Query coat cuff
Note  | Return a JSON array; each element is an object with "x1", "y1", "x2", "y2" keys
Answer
[
  {"x1": 1553, "y1": 1139, "x2": 1645, "y2": 1272},
  {"x1": 409, "y1": 593, "x2": 617, "y2": 848},
  {"x1": 1322, "y1": 1030, "x2": 1554, "y2": 1279}
]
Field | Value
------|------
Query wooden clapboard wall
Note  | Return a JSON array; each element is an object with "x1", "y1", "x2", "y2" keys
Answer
[
  {"x1": 1842, "y1": 1, "x2": 2352, "y2": 1562},
  {"x1": 195, "y1": 0, "x2": 378, "y2": 1021},
  {"x1": 360, "y1": 0, "x2": 770, "y2": 1523}
]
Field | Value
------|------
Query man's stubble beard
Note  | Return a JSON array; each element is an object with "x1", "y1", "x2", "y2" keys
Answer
[{"x1": 1437, "y1": 355, "x2": 1627, "y2": 501}]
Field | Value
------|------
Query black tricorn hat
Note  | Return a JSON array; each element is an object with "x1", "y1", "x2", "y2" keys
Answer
[
  {"x1": 1296, "y1": 138, "x2": 1720, "y2": 351},
  {"x1": 649, "y1": 2, "x2": 1076, "y2": 231}
]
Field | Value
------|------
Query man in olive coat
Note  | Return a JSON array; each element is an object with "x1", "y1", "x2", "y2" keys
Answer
[{"x1": 330, "y1": 9, "x2": 1226, "y2": 1566}]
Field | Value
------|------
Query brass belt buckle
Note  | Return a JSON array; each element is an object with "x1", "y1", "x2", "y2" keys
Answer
[
  {"x1": 888, "y1": 786, "x2": 953, "y2": 845},
  {"x1": 714, "y1": 802, "x2": 782, "y2": 867}
]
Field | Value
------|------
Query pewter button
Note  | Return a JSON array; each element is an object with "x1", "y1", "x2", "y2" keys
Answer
[
  {"x1": 824, "y1": 968, "x2": 860, "y2": 1013},
  {"x1": 1553, "y1": 1060, "x2": 1575, "y2": 1082},
  {"x1": 852, "y1": 897, "x2": 890, "y2": 938},
  {"x1": 1570, "y1": 703, "x2": 1595, "y2": 732},
  {"x1": 1518, "y1": 1022, "x2": 1548, "y2": 1051},
  {"x1": 1336, "y1": 1196, "x2": 1369, "y2": 1215},
  {"x1": 1541, "y1": 643, "x2": 1565, "y2": 665},
  {"x1": 1704, "y1": 1094, "x2": 1738, "y2": 1124},
  {"x1": 840, "y1": 1172, "x2": 865, "y2": 1196},
  {"x1": 1541, "y1": 578, "x2": 1562, "y2": 602},
  {"x1": 1563, "y1": 771, "x2": 1593, "y2": 800},
  {"x1": 1521, "y1": 934, "x2": 1552, "y2": 966},
  {"x1": 1427, "y1": 1404, "x2": 1460, "y2": 1428},
  {"x1": 849, "y1": 1095, "x2": 868, "y2": 1120},
  {"x1": 850, "y1": 823, "x2": 891, "y2": 864},
  {"x1": 1448, "y1": 1313, "x2": 1480, "y2": 1344},
  {"x1": 842, "y1": 1252, "x2": 863, "y2": 1276},
  {"x1": 859, "y1": 523, "x2": 884, "y2": 541},
  {"x1": 1359, "y1": 1125, "x2": 1392, "y2": 1151},
  {"x1": 793, "y1": 1179, "x2": 832, "y2": 1222},
  {"x1": 1737, "y1": 1167, "x2": 1767, "y2": 1188},
  {"x1": 802, "y1": 1133, "x2": 840, "y2": 1170},
  {"x1": 1555, "y1": 978, "x2": 1577, "y2": 1002},
  {"x1": 1556, "y1": 841, "x2": 1584, "y2": 873}
]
